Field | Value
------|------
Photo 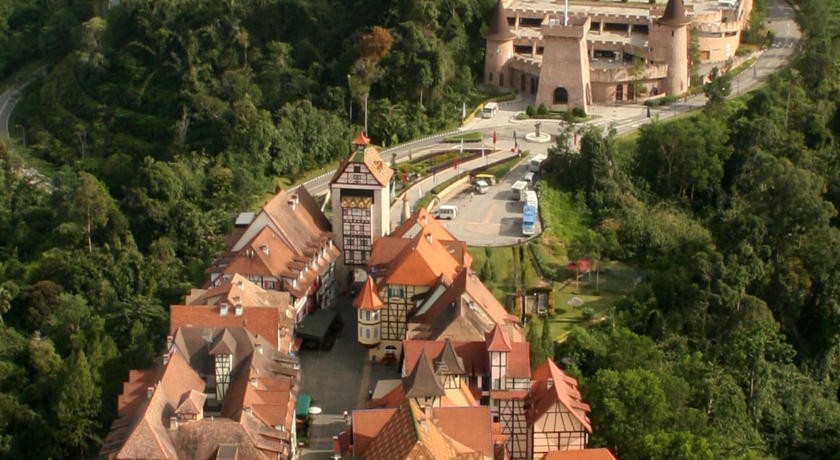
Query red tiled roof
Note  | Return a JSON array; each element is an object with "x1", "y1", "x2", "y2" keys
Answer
[
  {"x1": 185, "y1": 273, "x2": 290, "y2": 308},
  {"x1": 433, "y1": 406, "x2": 495, "y2": 458},
  {"x1": 352, "y1": 409, "x2": 396, "y2": 456},
  {"x1": 382, "y1": 230, "x2": 461, "y2": 286},
  {"x1": 529, "y1": 359, "x2": 591, "y2": 433},
  {"x1": 486, "y1": 325, "x2": 512, "y2": 352},
  {"x1": 403, "y1": 340, "x2": 490, "y2": 378},
  {"x1": 541, "y1": 448, "x2": 617, "y2": 460},
  {"x1": 362, "y1": 400, "x2": 462, "y2": 460},
  {"x1": 353, "y1": 277, "x2": 384, "y2": 311},
  {"x1": 507, "y1": 341, "x2": 531, "y2": 379}
]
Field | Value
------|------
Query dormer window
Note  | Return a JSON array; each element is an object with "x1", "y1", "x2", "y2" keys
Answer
[{"x1": 261, "y1": 245, "x2": 269, "y2": 256}]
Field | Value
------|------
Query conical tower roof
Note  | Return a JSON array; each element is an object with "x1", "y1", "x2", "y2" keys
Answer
[
  {"x1": 485, "y1": 0, "x2": 515, "y2": 41},
  {"x1": 352, "y1": 130, "x2": 370, "y2": 146},
  {"x1": 658, "y1": 0, "x2": 691, "y2": 26},
  {"x1": 352, "y1": 277, "x2": 384, "y2": 311},
  {"x1": 435, "y1": 339, "x2": 466, "y2": 376}
]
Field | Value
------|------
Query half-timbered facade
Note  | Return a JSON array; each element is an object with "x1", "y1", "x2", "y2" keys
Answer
[
  {"x1": 330, "y1": 131, "x2": 393, "y2": 266},
  {"x1": 527, "y1": 359, "x2": 592, "y2": 457}
]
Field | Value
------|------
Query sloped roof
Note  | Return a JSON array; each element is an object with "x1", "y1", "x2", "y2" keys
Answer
[
  {"x1": 433, "y1": 406, "x2": 495, "y2": 459},
  {"x1": 403, "y1": 350, "x2": 445, "y2": 399},
  {"x1": 185, "y1": 274, "x2": 290, "y2": 308},
  {"x1": 486, "y1": 325, "x2": 512, "y2": 352},
  {"x1": 352, "y1": 408, "x2": 397, "y2": 456},
  {"x1": 404, "y1": 340, "x2": 490, "y2": 378},
  {"x1": 541, "y1": 448, "x2": 617, "y2": 460},
  {"x1": 528, "y1": 358, "x2": 592, "y2": 433},
  {"x1": 382, "y1": 230, "x2": 462, "y2": 286},
  {"x1": 435, "y1": 339, "x2": 466, "y2": 376},
  {"x1": 171, "y1": 276, "x2": 294, "y2": 350},
  {"x1": 332, "y1": 135, "x2": 394, "y2": 186},
  {"x1": 391, "y1": 208, "x2": 457, "y2": 242},
  {"x1": 658, "y1": 0, "x2": 691, "y2": 25},
  {"x1": 175, "y1": 390, "x2": 206, "y2": 417},
  {"x1": 486, "y1": 0, "x2": 515, "y2": 41},
  {"x1": 353, "y1": 277, "x2": 384, "y2": 311},
  {"x1": 362, "y1": 400, "x2": 461, "y2": 460},
  {"x1": 262, "y1": 186, "x2": 332, "y2": 254},
  {"x1": 209, "y1": 329, "x2": 238, "y2": 355}
]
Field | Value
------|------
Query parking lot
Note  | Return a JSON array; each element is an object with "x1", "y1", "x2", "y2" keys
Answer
[{"x1": 437, "y1": 159, "x2": 543, "y2": 247}]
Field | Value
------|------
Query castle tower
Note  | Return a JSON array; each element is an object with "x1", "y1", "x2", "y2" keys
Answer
[
  {"x1": 330, "y1": 131, "x2": 393, "y2": 267},
  {"x1": 649, "y1": 0, "x2": 691, "y2": 95},
  {"x1": 536, "y1": 16, "x2": 592, "y2": 113},
  {"x1": 484, "y1": 0, "x2": 515, "y2": 89}
]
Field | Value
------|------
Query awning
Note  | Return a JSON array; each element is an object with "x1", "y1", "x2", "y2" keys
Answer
[
  {"x1": 295, "y1": 308, "x2": 339, "y2": 342},
  {"x1": 295, "y1": 393, "x2": 312, "y2": 419}
]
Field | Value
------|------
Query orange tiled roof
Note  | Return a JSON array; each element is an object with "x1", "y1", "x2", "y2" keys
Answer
[
  {"x1": 541, "y1": 448, "x2": 617, "y2": 460},
  {"x1": 352, "y1": 130, "x2": 371, "y2": 146},
  {"x1": 353, "y1": 277, "x2": 384, "y2": 311},
  {"x1": 382, "y1": 230, "x2": 462, "y2": 286},
  {"x1": 528, "y1": 359, "x2": 592, "y2": 433},
  {"x1": 391, "y1": 208, "x2": 458, "y2": 242},
  {"x1": 486, "y1": 325, "x2": 512, "y2": 352},
  {"x1": 352, "y1": 408, "x2": 397, "y2": 456},
  {"x1": 186, "y1": 273, "x2": 290, "y2": 307},
  {"x1": 433, "y1": 406, "x2": 495, "y2": 459},
  {"x1": 362, "y1": 400, "x2": 462, "y2": 460},
  {"x1": 403, "y1": 340, "x2": 490, "y2": 378}
]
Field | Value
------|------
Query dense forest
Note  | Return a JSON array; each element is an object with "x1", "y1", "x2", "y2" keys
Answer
[
  {"x1": 0, "y1": 0, "x2": 838, "y2": 458},
  {"x1": 547, "y1": 1, "x2": 840, "y2": 457}
]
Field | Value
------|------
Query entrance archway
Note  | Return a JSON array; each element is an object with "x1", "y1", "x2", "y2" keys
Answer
[{"x1": 553, "y1": 87, "x2": 569, "y2": 104}]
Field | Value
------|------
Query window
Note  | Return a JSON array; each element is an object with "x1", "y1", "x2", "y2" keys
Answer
[
  {"x1": 373, "y1": 328, "x2": 378, "y2": 339},
  {"x1": 388, "y1": 286, "x2": 404, "y2": 298},
  {"x1": 365, "y1": 328, "x2": 370, "y2": 339},
  {"x1": 488, "y1": 72, "x2": 493, "y2": 83},
  {"x1": 553, "y1": 87, "x2": 569, "y2": 104},
  {"x1": 499, "y1": 73, "x2": 505, "y2": 87}
]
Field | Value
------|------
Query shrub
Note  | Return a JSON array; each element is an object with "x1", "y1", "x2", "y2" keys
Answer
[
  {"x1": 526, "y1": 104, "x2": 537, "y2": 117},
  {"x1": 537, "y1": 103, "x2": 549, "y2": 115},
  {"x1": 572, "y1": 107, "x2": 586, "y2": 118}
]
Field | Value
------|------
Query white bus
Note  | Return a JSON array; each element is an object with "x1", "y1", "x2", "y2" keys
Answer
[{"x1": 482, "y1": 102, "x2": 499, "y2": 119}]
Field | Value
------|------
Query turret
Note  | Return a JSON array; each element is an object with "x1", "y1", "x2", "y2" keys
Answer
[
  {"x1": 650, "y1": 0, "x2": 691, "y2": 95},
  {"x1": 353, "y1": 277, "x2": 383, "y2": 346},
  {"x1": 484, "y1": 0, "x2": 515, "y2": 88}
]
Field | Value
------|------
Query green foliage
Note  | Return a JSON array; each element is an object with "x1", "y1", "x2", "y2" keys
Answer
[
  {"x1": 525, "y1": 104, "x2": 536, "y2": 117},
  {"x1": 537, "y1": 103, "x2": 549, "y2": 115}
]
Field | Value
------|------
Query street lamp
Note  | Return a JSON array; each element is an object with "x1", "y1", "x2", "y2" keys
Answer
[{"x1": 15, "y1": 124, "x2": 25, "y2": 147}]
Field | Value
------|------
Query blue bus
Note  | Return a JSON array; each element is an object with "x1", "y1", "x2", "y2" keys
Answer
[{"x1": 522, "y1": 204, "x2": 536, "y2": 235}]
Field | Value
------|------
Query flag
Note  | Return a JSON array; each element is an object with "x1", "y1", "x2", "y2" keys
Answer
[
  {"x1": 453, "y1": 158, "x2": 459, "y2": 170},
  {"x1": 492, "y1": 130, "x2": 497, "y2": 146},
  {"x1": 401, "y1": 169, "x2": 407, "y2": 183}
]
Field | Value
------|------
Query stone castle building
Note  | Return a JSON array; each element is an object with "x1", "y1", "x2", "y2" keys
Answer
[{"x1": 484, "y1": 0, "x2": 754, "y2": 111}]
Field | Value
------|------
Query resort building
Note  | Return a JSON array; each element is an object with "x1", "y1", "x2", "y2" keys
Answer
[
  {"x1": 207, "y1": 186, "x2": 339, "y2": 323},
  {"x1": 484, "y1": 0, "x2": 754, "y2": 110},
  {"x1": 100, "y1": 327, "x2": 301, "y2": 460},
  {"x1": 330, "y1": 131, "x2": 393, "y2": 267}
]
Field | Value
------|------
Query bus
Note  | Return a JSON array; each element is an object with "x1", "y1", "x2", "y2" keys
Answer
[
  {"x1": 529, "y1": 154, "x2": 547, "y2": 173},
  {"x1": 522, "y1": 204, "x2": 536, "y2": 236}
]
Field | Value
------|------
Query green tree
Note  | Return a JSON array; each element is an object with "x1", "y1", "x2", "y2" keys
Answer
[{"x1": 54, "y1": 350, "x2": 100, "y2": 457}]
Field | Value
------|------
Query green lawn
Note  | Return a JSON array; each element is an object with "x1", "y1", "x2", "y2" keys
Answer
[{"x1": 444, "y1": 130, "x2": 483, "y2": 143}]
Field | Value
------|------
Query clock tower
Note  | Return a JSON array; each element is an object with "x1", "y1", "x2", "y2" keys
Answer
[{"x1": 330, "y1": 131, "x2": 393, "y2": 266}]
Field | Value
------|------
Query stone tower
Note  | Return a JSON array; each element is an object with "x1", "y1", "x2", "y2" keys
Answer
[
  {"x1": 536, "y1": 16, "x2": 592, "y2": 113},
  {"x1": 484, "y1": 0, "x2": 515, "y2": 89},
  {"x1": 650, "y1": 0, "x2": 691, "y2": 95},
  {"x1": 330, "y1": 131, "x2": 393, "y2": 267}
]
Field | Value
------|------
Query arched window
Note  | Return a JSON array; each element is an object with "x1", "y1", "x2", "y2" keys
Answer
[{"x1": 553, "y1": 87, "x2": 569, "y2": 104}]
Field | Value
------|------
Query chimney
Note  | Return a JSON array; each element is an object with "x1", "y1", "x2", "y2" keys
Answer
[
  {"x1": 147, "y1": 386, "x2": 154, "y2": 399},
  {"x1": 421, "y1": 214, "x2": 427, "y2": 226},
  {"x1": 162, "y1": 353, "x2": 170, "y2": 365},
  {"x1": 256, "y1": 343, "x2": 264, "y2": 354},
  {"x1": 220, "y1": 303, "x2": 229, "y2": 316},
  {"x1": 169, "y1": 416, "x2": 178, "y2": 431},
  {"x1": 288, "y1": 196, "x2": 298, "y2": 211},
  {"x1": 424, "y1": 404, "x2": 433, "y2": 422},
  {"x1": 250, "y1": 378, "x2": 258, "y2": 388},
  {"x1": 425, "y1": 233, "x2": 433, "y2": 244},
  {"x1": 246, "y1": 249, "x2": 255, "y2": 259},
  {"x1": 261, "y1": 245, "x2": 270, "y2": 256},
  {"x1": 166, "y1": 335, "x2": 174, "y2": 350},
  {"x1": 245, "y1": 406, "x2": 253, "y2": 415},
  {"x1": 235, "y1": 304, "x2": 243, "y2": 316},
  {"x1": 547, "y1": 378, "x2": 553, "y2": 389}
]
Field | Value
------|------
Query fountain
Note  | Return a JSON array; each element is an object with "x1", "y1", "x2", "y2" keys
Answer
[{"x1": 525, "y1": 121, "x2": 552, "y2": 143}]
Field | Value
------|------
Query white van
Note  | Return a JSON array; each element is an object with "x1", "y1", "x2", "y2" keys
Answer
[
  {"x1": 511, "y1": 181, "x2": 529, "y2": 201},
  {"x1": 482, "y1": 102, "x2": 499, "y2": 119},
  {"x1": 474, "y1": 180, "x2": 490, "y2": 194},
  {"x1": 524, "y1": 190, "x2": 538, "y2": 208},
  {"x1": 436, "y1": 205, "x2": 458, "y2": 220},
  {"x1": 522, "y1": 172, "x2": 535, "y2": 185}
]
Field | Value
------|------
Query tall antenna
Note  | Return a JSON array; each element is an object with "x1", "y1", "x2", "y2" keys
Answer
[{"x1": 564, "y1": 0, "x2": 569, "y2": 26}]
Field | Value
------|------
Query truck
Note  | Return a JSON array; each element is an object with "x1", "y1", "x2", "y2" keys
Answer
[
  {"x1": 510, "y1": 180, "x2": 529, "y2": 201},
  {"x1": 522, "y1": 204, "x2": 536, "y2": 236},
  {"x1": 529, "y1": 154, "x2": 547, "y2": 173}
]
